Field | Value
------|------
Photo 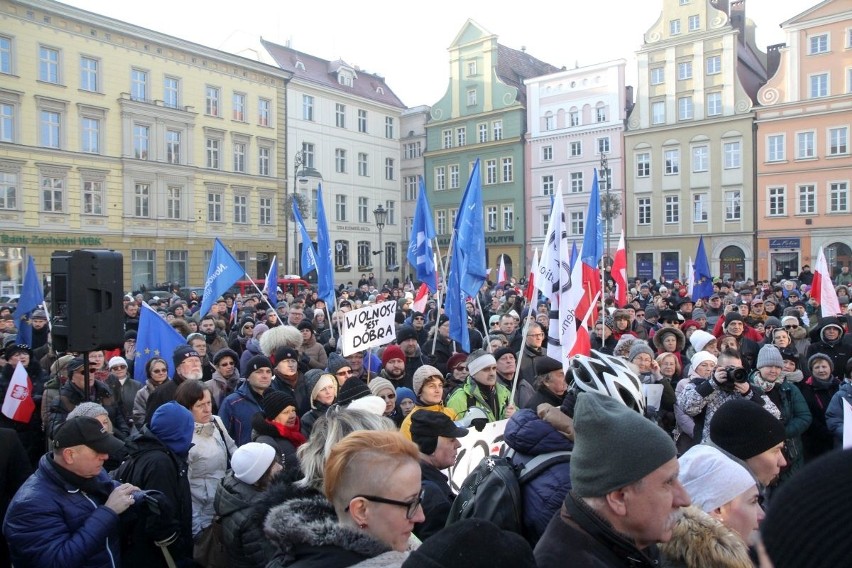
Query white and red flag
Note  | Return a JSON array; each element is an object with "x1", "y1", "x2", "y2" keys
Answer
[
  {"x1": 2, "y1": 362, "x2": 35, "y2": 423},
  {"x1": 612, "y1": 231, "x2": 627, "y2": 308},
  {"x1": 412, "y1": 282, "x2": 430, "y2": 313},
  {"x1": 497, "y1": 255, "x2": 508, "y2": 285},
  {"x1": 813, "y1": 247, "x2": 841, "y2": 317}
]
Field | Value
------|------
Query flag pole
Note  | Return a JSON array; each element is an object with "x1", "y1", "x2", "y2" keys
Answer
[
  {"x1": 600, "y1": 258, "x2": 606, "y2": 321},
  {"x1": 432, "y1": 230, "x2": 456, "y2": 356},
  {"x1": 244, "y1": 271, "x2": 267, "y2": 299},
  {"x1": 510, "y1": 307, "x2": 535, "y2": 405},
  {"x1": 475, "y1": 296, "x2": 492, "y2": 353}
]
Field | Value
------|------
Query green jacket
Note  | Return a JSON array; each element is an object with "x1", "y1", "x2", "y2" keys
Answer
[{"x1": 446, "y1": 377, "x2": 511, "y2": 423}]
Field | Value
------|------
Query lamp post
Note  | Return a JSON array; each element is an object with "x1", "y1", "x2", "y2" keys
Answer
[
  {"x1": 373, "y1": 204, "x2": 387, "y2": 289},
  {"x1": 287, "y1": 150, "x2": 305, "y2": 276},
  {"x1": 600, "y1": 152, "x2": 611, "y2": 270}
]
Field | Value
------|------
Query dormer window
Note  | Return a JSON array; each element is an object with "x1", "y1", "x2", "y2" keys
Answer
[
  {"x1": 338, "y1": 72, "x2": 353, "y2": 86},
  {"x1": 295, "y1": 60, "x2": 305, "y2": 71}
]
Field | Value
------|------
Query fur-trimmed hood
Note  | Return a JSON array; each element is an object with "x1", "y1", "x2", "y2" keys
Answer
[
  {"x1": 653, "y1": 326, "x2": 686, "y2": 353},
  {"x1": 659, "y1": 506, "x2": 752, "y2": 568},
  {"x1": 260, "y1": 325, "x2": 304, "y2": 357}
]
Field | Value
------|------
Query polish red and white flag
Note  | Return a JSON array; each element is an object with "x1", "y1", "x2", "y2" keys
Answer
[
  {"x1": 612, "y1": 231, "x2": 628, "y2": 308},
  {"x1": 813, "y1": 247, "x2": 841, "y2": 317},
  {"x1": 2, "y1": 362, "x2": 35, "y2": 424},
  {"x1": 412, "y1": 282, "x2": 430, "y2": 313}
]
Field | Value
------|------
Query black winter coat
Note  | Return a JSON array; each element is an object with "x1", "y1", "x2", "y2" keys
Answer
[
  {"x1": 413, "y1": 461, "x2": 455, "y2": 541},
  {"x1": 214, "y1": 471, "x2": 275, "y2": 568},
  {"x1": 49, "y1": 379, "x2": 130, "y2": 439},
  {"x1": 251, "y1": 413, "x2": 300, "y2": 474}
]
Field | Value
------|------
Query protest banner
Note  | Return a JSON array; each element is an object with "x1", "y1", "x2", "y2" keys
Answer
[
  {"x1": 340, "y1": 300, "x2": 397, "y2": 356},
  {"x1": 447, "y1": 419, "x2": 508, "y2": 492}
]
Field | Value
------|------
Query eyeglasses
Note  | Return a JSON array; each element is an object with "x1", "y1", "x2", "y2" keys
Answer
[
  {"x1": 151, "y1": 368, "x2": 168, "y2": 374},
  {"x1": 218, "y1": 361, "x2": 236, "y2": 367},
  {"x1": 346, "y1": 489, "x2": 425, "y2": 520},
  {"x1": 379, "y1": 393, "x2": 396, "y2": 401},
  {"x1": 111, "y1": 365, "x2": 127, "y2": 370},
  {"x1": 528, "y1": 333, "x2": 544, "y2": 338},
  {"x1": 784, "y1": 325, "x2": 799, "y2": 329},
  {"x1": 454, "y1": 366, "x2": 467, "y2": 372},
  {"x1": 336, "y1": 370, "x2": 353, "y2": 377}
]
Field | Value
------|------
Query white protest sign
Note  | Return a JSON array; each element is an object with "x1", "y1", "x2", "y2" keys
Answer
[
  {"x1": 643, "y1": 384, "x2": 664, "y2": 411},
  {"x1": 340, "y1": 300, "x2": 397, "y2": 356},
  {"x1": 843, "y1": 399, "x2": 852, "y2": 450},
  {"x1": 446, "y1": 419, "x2": 508, "y2": 492}
]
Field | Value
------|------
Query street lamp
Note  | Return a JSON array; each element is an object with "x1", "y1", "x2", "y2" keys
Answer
[
  {"x1": 373, "y1": 204, "x2": 387, "y2": 289},
  {"x1": 286, "y1": 150, "x2": 305, "y2": 277},
  {"x1": 600, "y1": 152, "x2": 611, "y2": 270}
]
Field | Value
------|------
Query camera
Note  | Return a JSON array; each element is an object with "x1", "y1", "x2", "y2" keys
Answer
[{"x1": 725, "y1": 366, "x2": 747, "y2": 384}]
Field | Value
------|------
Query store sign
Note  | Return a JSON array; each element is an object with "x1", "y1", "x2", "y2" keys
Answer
[
  {"x1": 1, "y1": 233, "x2": 103, "y2": 246},
  {"x1": 769, "y1": 238, "x2": 800, "y2": 249}
]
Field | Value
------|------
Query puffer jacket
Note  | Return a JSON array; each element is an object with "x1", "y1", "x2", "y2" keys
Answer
[
  {"x1": 399, "y1": 403, "x2": 458, "y2": 440},
  {"x1": 2, "y1": 454, "x2": 122, "y2": 568},
  {"x1": 214, "y1": 471, "x2": 276, "y2": 568},
  {"x1": 825, "y1": 381, "x2": 852, "y2": 444},
  {"x1": 188, "y1": 416, "x2": 236, "y2": 536},
  {"x1": 218, "y1": 381, "x2": 264, "y2": 446},
  {"x1": 504, "y1": 409, "x2": 574, "y2": 544},
  {"x1": 659, "y1": 506, "x2": 753, "y2": 568},
  {"x1": 446, "y1": 377, "x2": 512, "y2": 422}
]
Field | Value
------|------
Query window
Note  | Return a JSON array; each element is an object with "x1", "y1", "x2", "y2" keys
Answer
[
  {"x1": 163, "y1": 77, "x2": 179, "y2": 108},
  {"x1": 82, "y1": 179, "x2": 103, "y2": 215},
  {"x1": 665, "y1": 196, "x2": 679, "y2": 223},
  {"x1": 542, "y1": 175, "x2": 554, "y2": 196},
  {"x1": 688, "y1": 15, "x2": 700, "y2": 31},
  {"x1": 80, "y1": 57, "x2": 98, "y2": 91},
  {"x1": 131, "y1": 250, "x2": 155, "y2": 289},
  {"x1": 1, "y1": 171, "x2": 18, "y2": 209},
  {"x1": 569, "y1": 110, "x2": 579, "y2": 126},
  {"x1": 81, "y1": 117, "x2": 100, "y2": 154},
  {"x1": 692, "y1": 145, "x2": 708, "y2": 172},
  {"x1": 442, "y1": 129, "x2": 452, "y2": 149},
  {"x1": 486, "y1": 206, "x2": 498, "y2": 232},
  {"x1": 0, "y1": 36, "x2": 11, "y2": 74},
  {"x1": 357, "y1": 153, "x2": 368, "y2": 176},
  {"x1": 335, "y1": 194, "x2": 347, "y2": 221},
  {"x1": 725, "y1": 190, "x2": 741, "y2": 220},
  {"x1": 404, "y1": 142, "x2": 421, "y2": 159},
  {"x1": 652, "y1": 101, "x2": 665, "y2": 124},
  {"x1": 260, "y1": 197, "x2": 273, "y2": 225},
  {"x1": 130, "y1": 69, "x2": 147, "y2": 101},
  {"x1": 436, "y1": 210, "x2": 447, "y2": 235},
  {"x1": 706, "y1": 93, "x2": 722, "y2": 116},
  {"x1": 357, "y1": 241, "x2": 370, "y2": 268},
  {"x1": 134, "y1": 183, "x2": 149, "y2": 217},
  {"x1": 166, "y1": 130, "x2": 181, "y2": 164},
  {"x1": 650, "y1": 67, "x2": 665, "y2": 85},
  {"x1": 670, "y1": 19, "x2": 681, "y2": 35},
  {"x1": 234, "y1": 195, "x2": 248, "y2": 224},
  {"x1": 335, "y1": 240, "x2": 350, "y2": 267},
  {"x1": 258, "y1": 98, "x2": 271, "y2": 126},
  {"x1": 597, "y1": 137, "x2": 610, "y2": 154},
  {"x1": 467, "y1": 60, "x2": 477, "y2": 76},
  {"x1": 571, "y1": 172, "x2": 584, "y2": 193},
  {"x1": 385, "y1": 117, "x2": 394, "y2": 139},
  {"x1": 404, "y1": 176, "x2": 417, "y2": 201},
  {"x1": 39, "y1": 46, "x2": 60, "y2": 83},
  {"x1": 797, "y1": 131, "x2": 816, "y2": 159},
  {"x1": 767, "y1": 134, "x2": 785, "y2": 162},
  {"x1": 570, "y1": 211, "x2": 584, "y2": 235},
  {"x1": 706, "y1": 55, "x2": 721, "y2": 75},
  {"x1": 165, "y1": 251, "x2": 187, "y2": 286},
  {"x1": 386, "y1": 242, "x2": 398, "y2": 270},
  {"x1": 335, "y1": 103, "x2": 346, "y2": 128},
  {"x1": 206, "y1": 86, "x2": 220, "y2": 116},
  {"x1": 358, "y1": 197, "x2": 368, "y2": 223},
  {"x1": 258, "y1": 146, "x2": 271, "y2": 176},
  {"x1": 232, "y1": 92, "x2": 246, "y2": 121},
  {"x1": 302, "y1": 142, "x2": 315, "y2": 168},
  {"x1": 596, "y1": 106, "x2": 606, "y2": 122},
  {"x1": 386, "y1": 200, "x2": 396, "y2": 225},
  {"x1": 40, "y1": 110, "x2": 61, "y2": 148},
  {"x1": 207, "y1": 192, "x2": 222, "y2": 222},
  {"x1": 665, "y1": 149, "x2": 680, "y2": 174},
  {"x1": 768, "y1": 187, "x2": 786, "y2": 216},
  {"x1": 457, "y1": 127, "x2": 466, "y2": 147},
  {"x1": 450, "y1": 164, "x2": 460, "y2": 189},
  {"x1": 809, "y1": 34, "x2": 829, "y2": 54},
  {"x1": 311, "y1": 189, "x2": 318, "y2": 220},
  {"x1": 693, "y1": 194, "x2": 708, "y2": 222},
  {"x1": 435, "y1": 166, "x2": 446, "y2": 191},
  {"x1": 810, "y1": 73, "x2": 829, "y2": 98},
  {"x1": 542, "y1": 146, "x2": 553, "y2": 161},
  {"x1": 570, "y1": 141, "x2": 582, "y2": 157},
  {"x1": 502, "y1": 157, "x2": 513, "y2": 182},
  {"x1": 231, "y1": 141, "x2": 247, "y2": 173},
  {"x1": 478, "y1": 123, "x2": 488, "y2": 143},
  {"x1": 206, "y1": 138, "x2": 220, "y2": 169},
  {"x1": 166, "y1": 185, "x2": 182, "y2": 219},
  {"x1": 335, "y1": 149, "x2": 346, "y2": 173},
  {"x1": 638, "y1": 198, "x2": 651, "y2": 225},
  {"x1": 724, "y1": 141, "x2": 741, "y2": 168},
  {"x1": 829, "y1": 127, "x2": 848, "y2": 155},
  {"x1": 385, "y1": 158, "x2": 395, "y2": 180},
  {"x1": 492, "y1": 120, "x2": 503, "y2": 141},
  {"x1": 798, "y1": 185, "x2": 816, "y2": 214},
  {"x1": 541, "y1": 214, "x2": 550, "y2": 237},
  {"x1": 678, "y1": 61, "x2": 693, "y2": 80},
  {"x1": 830, "y1": 182, "x2": 849, "y2": 213},
  {"x1": 678, "y1": 96, "x2": 694, "y2": 120},
  {"x1": 358, "y1": 109, "x2": 367, "y2": 133},
  {"x1": 637, "y1": 152, "x2": 650, "y2": 177},
  {"x1": 302, "y1": 95, "x2": 314, "y2": 121},
  {"x1": 467, "y1": 89, "x2": 477, "y2": 106},
  {"x1": 485, "y1": 159, "x2": 498, "y2": 185}
]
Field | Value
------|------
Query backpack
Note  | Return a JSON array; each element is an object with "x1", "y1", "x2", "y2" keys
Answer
[{"x1": 445, "y1": 448, "x2": 571, "y2": 536}]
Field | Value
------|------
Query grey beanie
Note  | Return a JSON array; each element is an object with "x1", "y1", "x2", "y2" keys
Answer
[
  {"x1": 67, "y1": 402, "x2": 109, "y2": 420},
  {"x1": 413, "y1": 365, "x2": 443, "y2": 395},
  {"x1": 807, "y1": 352, "x2": 834, "y2": 373},
  {"x1": 368, "y1": 377, "x2": 396, "y2": 398},
  {"x1": 757, "y1": 344, "x2": 784, "y2": 369},
  {"x1": 327, "y1": 353, "x2": 350, "y2": 375},
  {"x1": 691, "y1": 308, "x2": 707, "y2": 320},
  {"x1": 570, "y1": 392, "x2": 677, "y2": 497},
  {"x1": 627, "y1": 342, "x2": 655, "y2": 362}
]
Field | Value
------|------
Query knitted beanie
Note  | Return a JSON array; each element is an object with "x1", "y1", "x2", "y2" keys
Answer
[
  {"x1": 381, "y1": 345, "x2": 405, "y2": 367},
  {"x1": 413, "y1": 365, "x2": 443, "y2": 395},
  {"x1": 368, "y1": 377, "x2": 396, "y2": 398},
  {"x1": 396, "y1": 387, "x2": 416, "y2": 406},
  {"x1": 150, "y1": 401, "x2": 194, "y2": 456},
  {"x1": 756, "y1": 344, "x2": 783, "y2": 369},
  {"x1": 493, "y1": 347, "x2": 515, "y2": 363},
  {"x1": 327, "y1": 353, "x2": 350, "y2": 375},
  {"x1": 245, "y1": 355, "x2": 273, "y2": 374},
  {"x1": 570, "y1": 392, "x2": 677, "y2": 497},
  {"x1": 396, "y1": 325, "x2": 418, "y2": 344},
  {"x1": 691, "y1": 308, "x2": 707, "y2": 320},
  {"x1": 232, "y1": 442, "x2": 276, "y2": 485},
  {"x1": 466, "y1": 350, "x2": 496, "y2": 376},
  {"x1": 263, "y1": 390, "x2": 296, "y2": 420},
  {"x1": 627, "y1": 342, "x2": 655, "y2": 362},
  {"x1": 689, "y1": 330, "x2": 716, "y2": 352},
  {"x1": 213, "y1": 348, "x2": 239, "y2": 366},
  {"x1": 337, "y1": 378, "x2": 371, "y2": 406},
  {"x1": 690, "y1": 351, "x2": 717, "y2": 370},
  {"x1": 709, "y1": 399, "x2": 786, "y2": 460},
  {"x1": 807, "y1": 352, "x2": 834, "y2": 373},
  {"x1": 172, "y1": 345, "x2": 200, "y2": 368},
  {"x1": 67, "y1": 402, "x2": 109, "y2": 421}
]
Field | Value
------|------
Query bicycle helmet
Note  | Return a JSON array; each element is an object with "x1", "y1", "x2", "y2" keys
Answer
[{"x1": 568, "y1": 350, "x2": 646, "y2": 414}]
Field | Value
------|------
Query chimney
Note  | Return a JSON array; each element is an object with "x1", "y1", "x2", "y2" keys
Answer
[
  {"x1": 766, "y1": 43, "x2": 785, "y2": 79},
  {"x1": 730, "y1": 0, "x2": 745, "y2": 40}
]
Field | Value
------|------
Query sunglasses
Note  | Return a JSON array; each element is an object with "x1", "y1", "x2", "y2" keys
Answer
[
  {"x1": 218, "y1": 361, "x2": 236, "y2": 367},
  {"x1": 336, "y1": 370, "x2": 353, "y2": 376},
  {"x1": 151, "y1": 368, "x2": 168, "y2": 374},
  {"x1": 379, "y1": 393, "x2": 396, "y2": 401},
  {"x1": 784, "y1": 325, "x2": 799, "y2": 329},
  {"x1": 111, "y1": 365, "x2": 127, "y2": 370},
  {"x1": 454, "y1": 365, "x2": 467, "y2": 372}
]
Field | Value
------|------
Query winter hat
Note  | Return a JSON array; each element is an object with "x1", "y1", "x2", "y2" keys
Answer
[
  {"x1": 245, "y1": 355, "x2": 273, "y2": 374},
  {"x1": 337, "y1": 378, "x2": 371, "y2": 405},
  {"x1": 627, "y1": 342, "x2": 655, "y2": 362},
  {"x1": 296, "y1": 320, "x2": 315, "y2": 334},
  {"x1": 396, "y1": 325, "x2": 418, "y2": 344},
  {"x1": 108, "y1": 356, "x2": 128, "y2": 369},
  {"x1": 678, "y1": 444, "x2": 755, "y2": 513},
  {"x1": 410, "y1": 410, "x2": 469, "y2": 455},
  {"x1": 534, "y1": 356, "x2": 562, "y2": 376},
  {"x1": 67, "y1": 401, "x2": 109, "y2": 421},
  {"x1": 271, "y1": 346, "x2": 299, "y2": 365},
  {"x1": 724, "y1": 312, "x2": 744, "y2": 325},
  {"x1": 570, "y1": 392, "x2": 677, "y2": 497},
  {"x1": 807, "y1": 353, "x2": 834, "y2": 373},
  {"x1": 756, "y1": 344, "x2": 783, "y2": 369},
  {"x1": 396, "y1": 387, "x2": 416, "y2": 406},
  {"x1": 764, "y1": 316, "x2": 782, "y2": 329},
  {"x1": 493, "y1": 347, "x2": 515, "y2": 363},
  {"x1": 213, "y1": 348, "x2": 239, "y2": 366},
  {"x1": 690, "y1": 351, "x2": 717, "y2": 370},
  {"x1": 644, "y1": 306, "x2": 660, "y2": 319},
  {"x1": 172, "y1": 345, "x2": 200, "y2": 368},
  {"x1": 368, "y1": 377, "x2": 396, "y2": 398},
  {"x1": 413, "y1": 365, "x2": 443, "y2": 395},
  {"x1": 779, "y1": 348, "x2": 799, "y2": 364},
  {"x1": 761, "y1": 449, "x2": 852, "y2": 568},
  {"x1": 150, "y1": 401, "x2": 194, "y2": 456},
  {"x1": 381, "y1": 345, "x2": 406, "y2": 367},
  {"x1": 781, "y1": 315, "x2": 800, "y2": 327},
  {"x1": 263, "y1": 390, "x2": 297, "y2": 420},
  {"x1": 308, "y1": 372, "x2": 336, "y2": 408},
  {"x1": 232, "y1": 442, "x2": 276, "y2": 485},
  {"x1": 466, "y1": 350, "x2": 497, "y2": 377},
  {"x1": 66, "y1": 357, "x2": 86, "y2": 374},
  {"x1": 252, "y1": 323, "x2": 269, "y2": 338},
  {"x1": 709, "y1": 399, "x2": 786, "y2": 460},
  {"x1": 327, "y1": 353, "x2": 350, "y2": 376},
  {"x1": 691, "y1": 308, "x2": 707, "y2": 320},
  {"x1": 689, "y1": 330, "x2": 716, "y2": 352},
  {"x1": 346, "y1": 395, "x2": 386, "y2": 415},
  {"x1": 446, "y1": 353, "x2": 467, "y2": 373}
]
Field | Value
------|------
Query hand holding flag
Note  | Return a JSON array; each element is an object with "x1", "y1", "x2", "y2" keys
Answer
[
  {"x1": 2, "y1": 362, "x2": 35, "y2": 424},
  {"x1": 13, "y1": 256, "x2": 44, "y2": 347}
]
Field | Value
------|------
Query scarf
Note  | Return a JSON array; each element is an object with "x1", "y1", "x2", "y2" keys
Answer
[
  {"x1": 755, "y1": 373, "x2": 782, "y2": 393},
  {"x1": 267, "y1": 418, "x2": 306, "y2": 448}
]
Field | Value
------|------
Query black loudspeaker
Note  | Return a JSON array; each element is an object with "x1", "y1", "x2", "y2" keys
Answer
[{"x1": 51, "y1": 249, "x2": 124, "y2": 353}]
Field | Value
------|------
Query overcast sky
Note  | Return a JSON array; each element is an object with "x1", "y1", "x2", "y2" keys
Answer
[{"x1": 62, "y1": 0, "x2": 815, "y2": 107}]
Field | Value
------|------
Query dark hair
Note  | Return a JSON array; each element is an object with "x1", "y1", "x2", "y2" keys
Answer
[
  {"x1": 175, "y1": 379, "x2": 210, "y2": 410},
  {"x1": 145, "y1": 357, "x2": 168, "y2": 379}
]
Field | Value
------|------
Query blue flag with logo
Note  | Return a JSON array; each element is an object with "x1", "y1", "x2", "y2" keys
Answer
[
  {"x1": 14, "y1": 256, "x2": 44, "y2": 347},
  {"x1": 445, "y1": 246, "x2": 470, "y2": 354},
  {"x1": 200, "y1": 239, "x2": 244, "y2": 317},
  {"x1": 315, "y1": 184, "x2": 336, "y2": 306},
  {"x1": 263, "y1": 255, "x2": 278, "y2": 308},
  {"x1": 454, "y1": 159, "x2": 487, "y2": 298},
  {"x1": 293, "y1": 200, "x2": 318, "y2": 277},
  {"x1": 134, "y1": 303, "x2": 186, "y2": 382},
  {"x1": 581, "y1": 169, "x2": 604, "y2": 270},
  {"x1": 407, "y1": 176, "x2": 437, "y2": 291},
  {"x1": 692, "y1": 236, "x2": 714, "y2": 301}
]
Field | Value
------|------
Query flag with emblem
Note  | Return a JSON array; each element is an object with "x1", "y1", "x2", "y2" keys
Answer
[
  {"x1": 2, "y1": 362, "x2": 35, "y2": 423},
  {"x1": 133, "y1": 303, "x2": 186, "y2": 382}
]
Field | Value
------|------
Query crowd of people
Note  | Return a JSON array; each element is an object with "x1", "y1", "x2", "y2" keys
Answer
[{"x1": 1, "y1": 270, "x2": 852, "y2": 567}]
